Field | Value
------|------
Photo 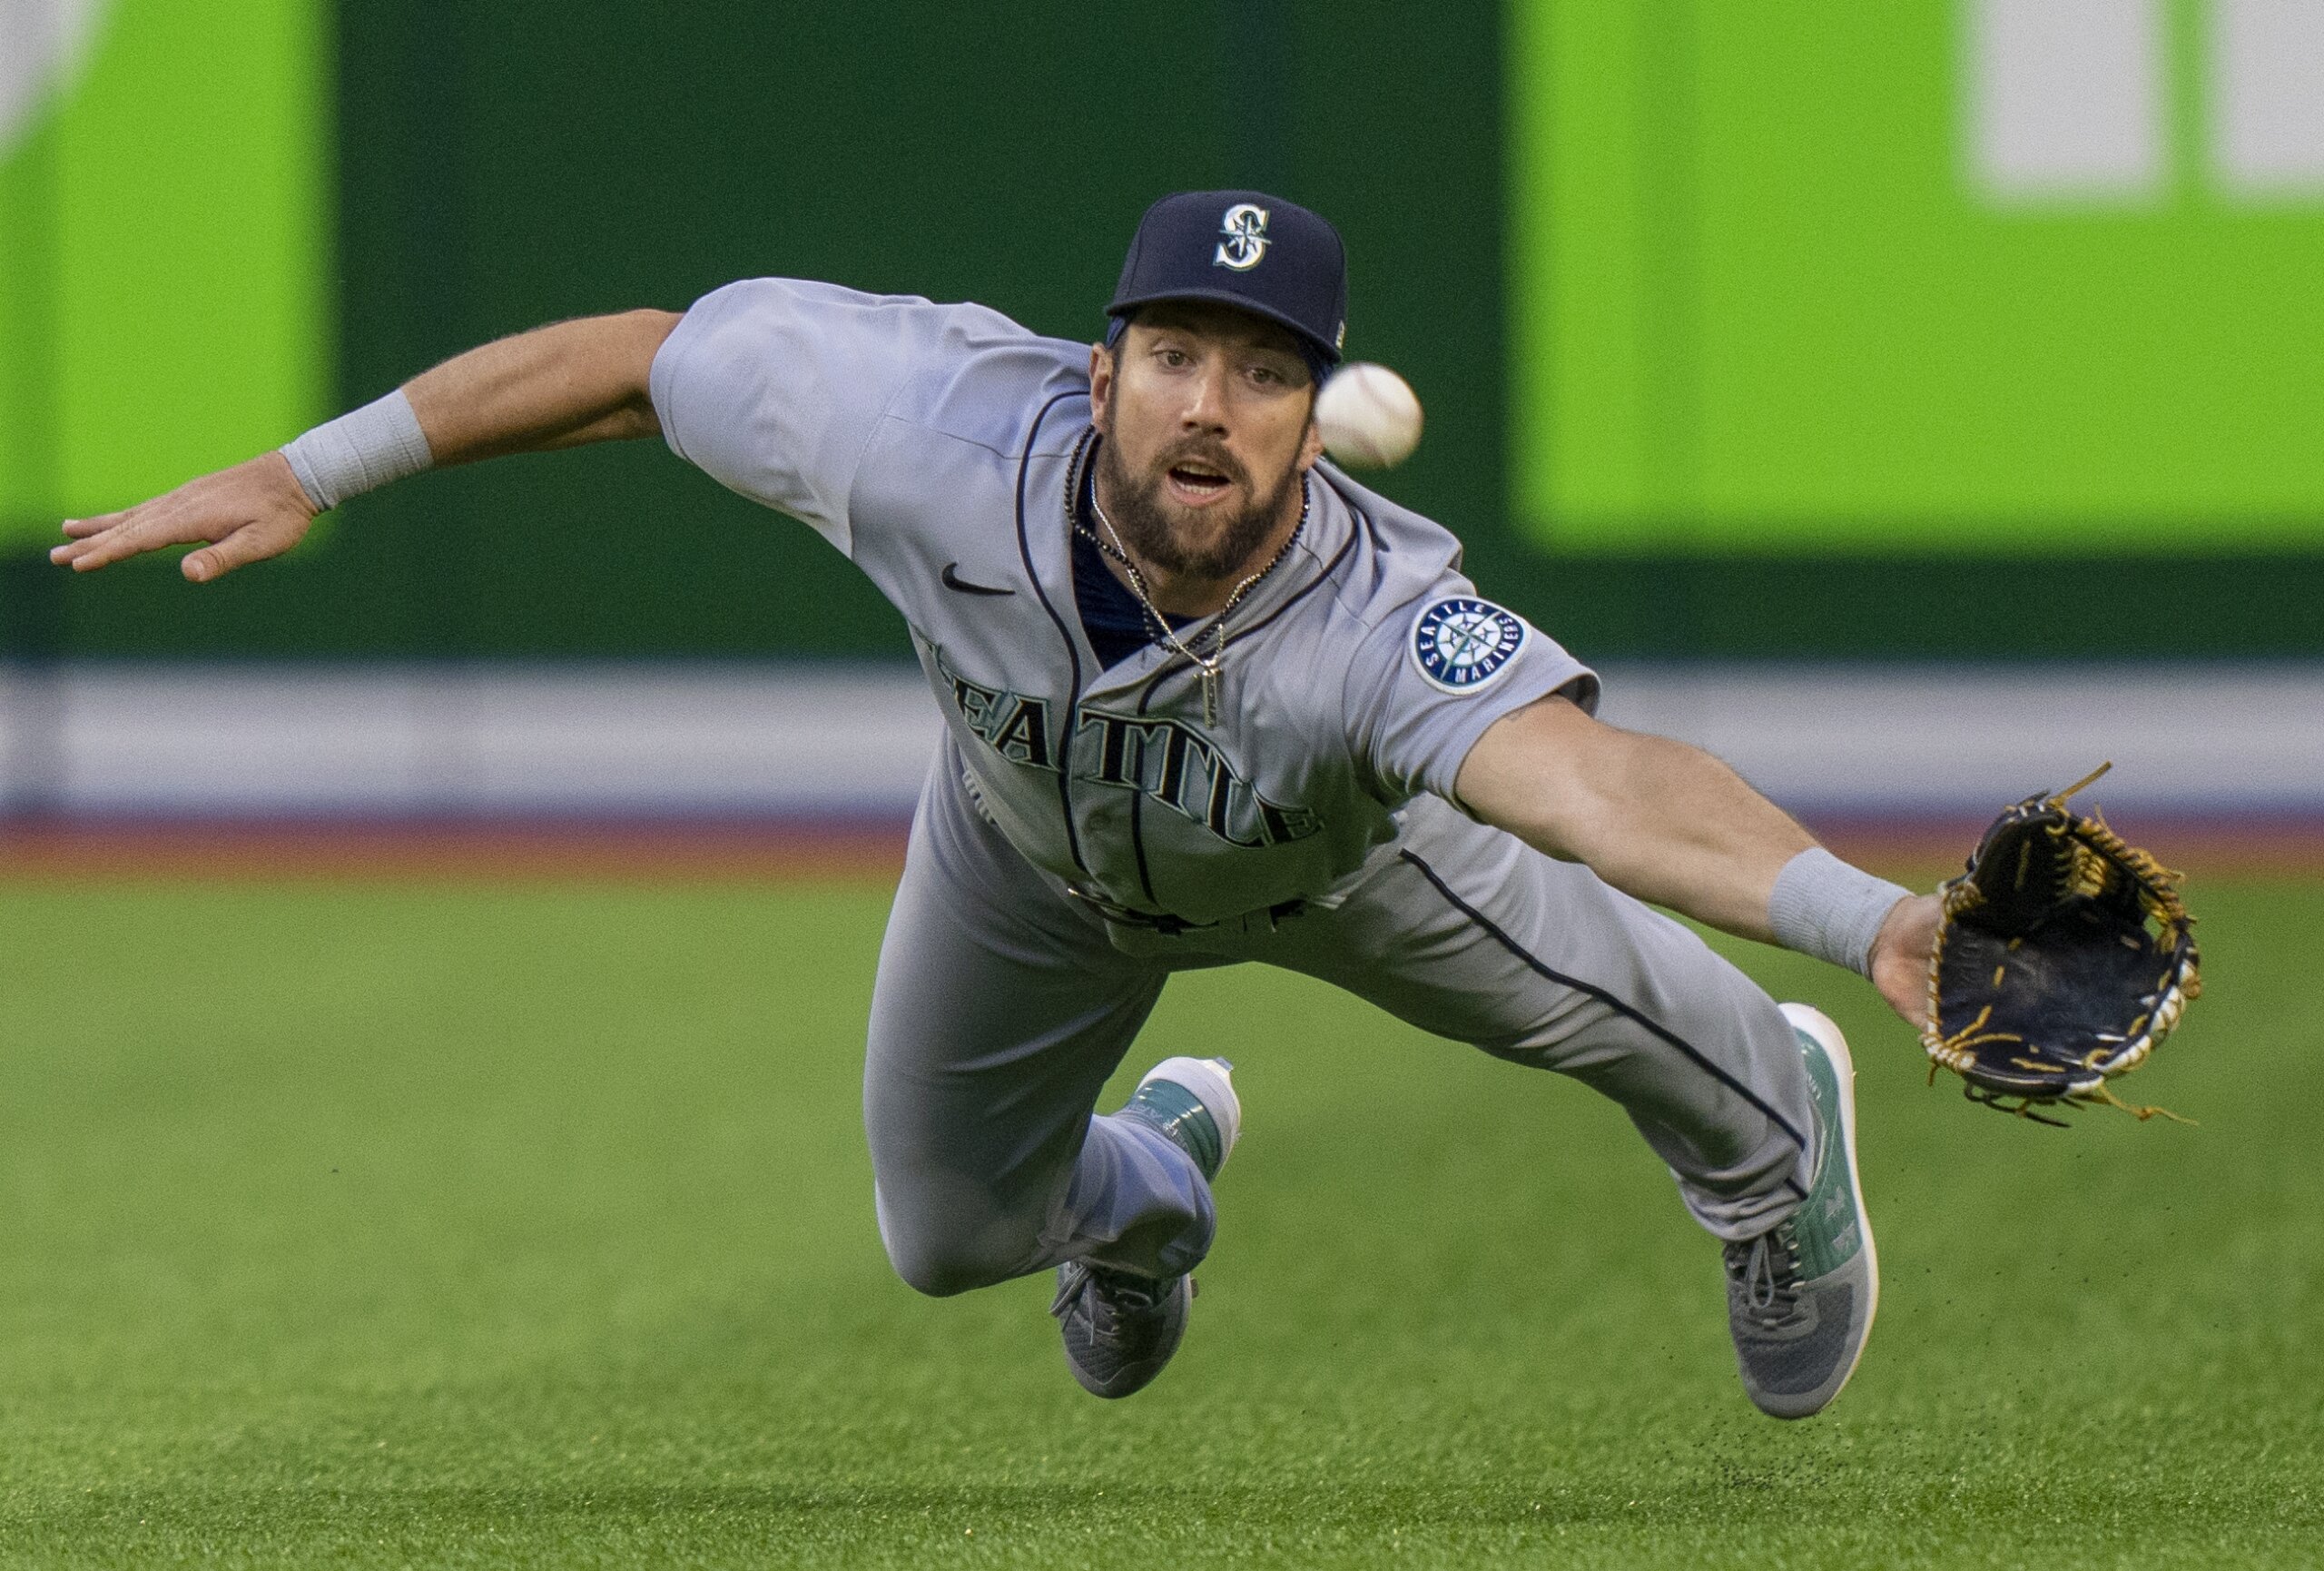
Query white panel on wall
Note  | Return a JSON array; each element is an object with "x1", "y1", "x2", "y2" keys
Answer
[
  {"x1": 2211, "y1": 0, "x2": 2324, "y2": 196},
  {"x1": 1967, "y1": 0, "x2": 2168, "y2": 202},
  {"x1": 0, "y1": 0, "x2": 110, "y2": 153}
]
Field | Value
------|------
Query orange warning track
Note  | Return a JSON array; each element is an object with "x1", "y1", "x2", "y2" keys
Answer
[{"x1": 1, "y1": 815, "x2": 2319, "y2": 884}]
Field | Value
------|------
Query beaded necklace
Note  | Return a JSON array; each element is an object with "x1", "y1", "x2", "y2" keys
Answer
[{"x1": 1071, "y1": 435, "x2": 1308, "y2": 726}]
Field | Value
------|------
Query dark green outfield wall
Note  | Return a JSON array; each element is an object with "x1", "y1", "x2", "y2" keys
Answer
[{"x1": 8, "y1": 1, "x2": 2320, "y2": 662}]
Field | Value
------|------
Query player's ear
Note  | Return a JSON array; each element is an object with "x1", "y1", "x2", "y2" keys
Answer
[
  {"x1": 1297, "y1": 398, "x2": 1325, "y2": 472},
  {"x1": 1088, "y1": 342, "x2": 1115, "y2": 433}
]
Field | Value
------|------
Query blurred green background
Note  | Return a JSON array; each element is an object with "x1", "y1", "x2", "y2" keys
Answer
[
  {"x1": 1513, "y1": 0, "x2": 2324, "y2": 551},
  {"x1": 4, "y1": 0, "x2": 2321, "y2": 662}
]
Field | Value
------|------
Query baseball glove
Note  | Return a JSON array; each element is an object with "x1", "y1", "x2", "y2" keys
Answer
[{"x1": 1924, "y1": 764, "x2": 2201, "y2": 1125}]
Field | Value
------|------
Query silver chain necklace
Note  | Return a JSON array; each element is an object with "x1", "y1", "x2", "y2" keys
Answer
[{"x1": 1075, "y1": 440, "x2": 1307, "y2": 726}]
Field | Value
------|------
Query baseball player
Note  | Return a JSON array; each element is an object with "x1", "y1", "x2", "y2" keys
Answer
[{"x1": 55, "y1": 192, "x2": 1942, "y2": 1418}]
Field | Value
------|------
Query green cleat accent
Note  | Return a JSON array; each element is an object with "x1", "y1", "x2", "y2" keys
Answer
[
  {"x1": 1118, "y1": 1055, "x2": 1240, "y2": 1181},
  {"x1": 1790, "y1": 1023, "x2": 1868, "y2": 1281}
]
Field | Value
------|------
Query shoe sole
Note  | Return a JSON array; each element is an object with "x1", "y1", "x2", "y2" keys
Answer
[
  {"x1": 1137, "y1": 1056, "x2": 1242, "y2": 1174},
  {"x1": 1777, "y1": 1002, "x2": 1880, "y2": 1416}
]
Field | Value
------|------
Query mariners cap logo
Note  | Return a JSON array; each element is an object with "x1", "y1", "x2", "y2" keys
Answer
[
  {"x1": 1214, "y1": 203, "x2": 1270, "y2": 271},
  {"x1": 1411, "y1": 597, "x2": 1531, "y2": 694}
]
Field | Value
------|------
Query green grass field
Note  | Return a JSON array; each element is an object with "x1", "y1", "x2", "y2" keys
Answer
[{"x1": 0, "y1": 874, "x2": 2317, "y2": 1567}]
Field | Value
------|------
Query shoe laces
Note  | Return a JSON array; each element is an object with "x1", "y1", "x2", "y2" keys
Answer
[
  {"x1": 1725, "y1": 1223, "x2": 1803, "y2": 1321},
  {"x1": 1050, "y1": 1263, "x2": 1167, "y2": 1348}
]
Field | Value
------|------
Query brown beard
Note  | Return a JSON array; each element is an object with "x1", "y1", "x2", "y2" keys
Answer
[{"x1": 1093, "y1": 430, "x2": 1298, "y2": 583}]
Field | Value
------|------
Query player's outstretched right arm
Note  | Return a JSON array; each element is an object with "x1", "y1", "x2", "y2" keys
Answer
[
  {"x1": 52, "y1": 309, "x2": 681, "y2": 583},
  {"x1": 1457, "y1": 692, "x2": 1941, "y2": 1026}
]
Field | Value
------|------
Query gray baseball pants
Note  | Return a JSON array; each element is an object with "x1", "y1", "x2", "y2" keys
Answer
[{"x1": 865, "y1": 743, "x2": 1817, "y2": 1296}]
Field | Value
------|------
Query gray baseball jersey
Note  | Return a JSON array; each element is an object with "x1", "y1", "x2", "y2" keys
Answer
[
  {"x1": 647, "y1": 277, "x2": 1814, "y2": 1298},
  {"x1": 650, "y1": 277, "x2": 1596, "y2": 925}
]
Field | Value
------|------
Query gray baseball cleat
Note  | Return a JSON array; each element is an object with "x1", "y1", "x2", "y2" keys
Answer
[
  {"x1": 1724, "y1": 1003, "x2": 1880, "y2": 1419},
  {"x1": 1051, "y1": 1056, "x2": 1240, "y2": 1399}
]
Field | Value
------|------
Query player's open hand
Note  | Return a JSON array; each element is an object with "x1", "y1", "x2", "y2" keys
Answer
[
  {"x1": 1868, "y1": 892, "x2": 1942, "y2": 1031},
  {"x1": 51, "y1": 451, "x2": 320, "y2": 583}
]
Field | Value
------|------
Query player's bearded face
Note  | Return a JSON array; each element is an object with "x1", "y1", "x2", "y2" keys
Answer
[
  {"x1": 1095, "y1": 415, "x2": 1295, "y2": 580},
  {"x1": 1096, "y1": 309, "x2": 1317, "y2": 582}
]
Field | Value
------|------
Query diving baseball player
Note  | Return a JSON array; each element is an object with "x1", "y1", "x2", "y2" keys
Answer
[{"x1": 55, "y1": 192, "x2": 1944, "y2": 1418}]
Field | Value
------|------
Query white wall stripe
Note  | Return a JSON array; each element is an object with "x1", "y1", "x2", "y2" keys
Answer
[{"x1": 1, "y1": 661, "x2": 2318, "y2": 819}]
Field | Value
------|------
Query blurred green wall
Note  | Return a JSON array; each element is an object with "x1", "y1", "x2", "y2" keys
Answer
[
  {"x1": 5, "y1": 0, "x2": 2319, "y2": 662},
  {"x1": 1515, "y1": 0, "x2": 2324, "y2": 551},
  {"x1": 0, "y1": 0, "x2": 331, "y2": 537}
]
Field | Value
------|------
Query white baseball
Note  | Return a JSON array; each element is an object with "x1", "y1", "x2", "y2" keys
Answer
[{"x1": 1315, "y1": 361, "x2": 1423, "y2": 469}]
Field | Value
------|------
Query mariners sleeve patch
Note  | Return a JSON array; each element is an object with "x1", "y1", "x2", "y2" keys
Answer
[{"x1": 1410, "y1": 597, "x2": 1531, "y2": 695}]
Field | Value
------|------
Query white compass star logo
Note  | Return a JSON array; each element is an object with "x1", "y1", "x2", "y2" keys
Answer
[
  {"x1": 1411, "y1": 597, "x2": 1530, "y2": 694},
  {"x1": 1213, "y1": 203, "x2": 1271, "y2": 272}
]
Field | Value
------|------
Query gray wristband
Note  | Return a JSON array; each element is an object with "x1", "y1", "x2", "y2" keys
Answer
[
  {"x1": 280, "y1": 389, "x2": 433, "y2": 512},
  {"x1": 1768, "y1": 847, "x2": 1913, "y2": 980}
]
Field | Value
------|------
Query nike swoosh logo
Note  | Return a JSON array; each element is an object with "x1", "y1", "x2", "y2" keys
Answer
[{"x1": 941, "y1": 563, "x2": 1015, "y2": 597}]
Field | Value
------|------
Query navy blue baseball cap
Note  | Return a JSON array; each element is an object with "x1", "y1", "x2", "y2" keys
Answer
[{"x1": 1106, "y1": 191, "x2": 1347, "y2": 377}]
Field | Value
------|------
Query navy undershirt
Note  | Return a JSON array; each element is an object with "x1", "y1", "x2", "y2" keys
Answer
[{"x1": 1073, "y1": 459, "x2": 1195, "y2": 669}]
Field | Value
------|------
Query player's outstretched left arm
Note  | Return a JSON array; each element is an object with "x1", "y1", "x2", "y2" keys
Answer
[
  {"x1": 53, "y1": 310, "x2": 680, "y2": 583},
  {"x1": 1456, "y1": 694, "x2": 1940, "y2": 1025}
]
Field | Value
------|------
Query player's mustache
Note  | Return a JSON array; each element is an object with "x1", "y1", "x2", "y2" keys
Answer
[{"x1": 1152, "y1": 442, "x2": 1246, "y2": 488}]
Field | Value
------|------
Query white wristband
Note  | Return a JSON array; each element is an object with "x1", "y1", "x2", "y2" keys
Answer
[
  {"x1": 1768, "y1": 847, "x2": 1913, "y2": 980},
  {"x1": 280, "y1": 389, "x2": 434, "y2": 512}
]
